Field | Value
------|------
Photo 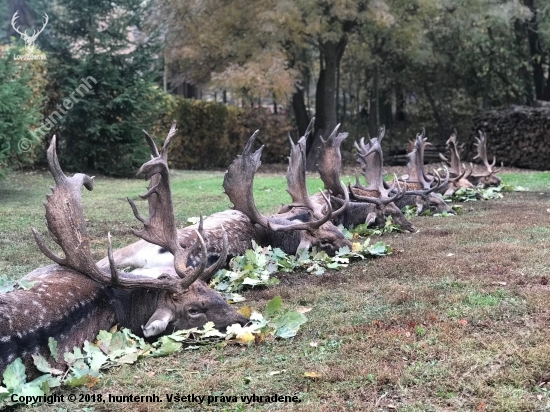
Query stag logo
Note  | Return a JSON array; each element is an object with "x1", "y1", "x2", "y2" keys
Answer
[{"x1": 11, "y1": 10, "x2": 48, "y2": 58}]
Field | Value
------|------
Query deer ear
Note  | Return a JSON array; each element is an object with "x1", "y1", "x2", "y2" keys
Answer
[
  {"x1": 296, "y1": 239, "x2": 311, "y2": 255},
  {"x1": 365, "y1": 212, "x2": 377, "y2": 226},
  {"x1": 142, "y1": 307, "x2": 174, "y2": 337}
]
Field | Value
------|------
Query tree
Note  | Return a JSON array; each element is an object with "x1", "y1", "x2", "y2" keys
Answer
[
  {"x1": 38, "y1": 0, "x2": 165, "y2": 176},
  {"x1": 520, "y1": 0, "x2": 550, "y2": 101},
  {"x1": 0, "y1": 45, "x2": 43, "y2": 177}
]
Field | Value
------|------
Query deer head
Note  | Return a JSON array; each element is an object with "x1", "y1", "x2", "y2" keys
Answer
[
  {"x1": 398, "y1": 131, "x2": 454, "y2": 215},
  {"x1": 314, "y1": 123, "x2": 386, "y2": 228},
  {"x1": 33, "y1": 127, "x2": 246, "y2": 338},
  {"x1": 223, "y1": 124, "x2": 351, "y2": 256},
  {"x1": 470, "y1": 130, "x2": 502, "y2": 187},
  {"x1": 11, "y1": 11, "x2": 48, "y2": 53},
  {"x1": 352, "y1": 127, "x2": 416, "y2": 232},
  {"x1": 438, "y1": 132, "x2": 475, "y2": 195}
]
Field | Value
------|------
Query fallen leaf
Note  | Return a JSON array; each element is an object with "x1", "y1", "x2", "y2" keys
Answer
[
  {"x1": 459, "y1": 319, "x2": 468, "y2": 326},
  {"x1": 235, "y1": 331, "x2": 255, "y2": 345},
  {"x1": 476, "y1": 400, "x2": 486, "y2": 410},
  {"x1": 304, "y1": 371, "x2": 322, "y2": 379},
  {"x1": 86, "y1": 376, "x2": 100, "y2": 388},
  {"x1": 296, "y1": 306, "x2": 312, "y2": 314},
  {"x1": 309, "y1": 341, "x2": 318, "y2": 347},
  {"x1": 268, "y1": 370, "x2": 286, "y2": 376},
  {"x1": 237, "y1": 306, "x2": 252, "y2": 319},
  {"x1": 447, "y1": 253, "x2": 454, "y2": 257},
  {"x1": 492, "y1": 281, "x2": 507, "y2": 286}
]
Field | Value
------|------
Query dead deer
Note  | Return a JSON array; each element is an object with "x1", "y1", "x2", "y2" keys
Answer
[
  {"x1": 349, "y1": 127, "x2": 416, "y2": 232},
  {"x1": 97, "y1": 209, "x2": 263, "y2": 275},
  {"x1": 223, "y1": 127, "x2": 352, "y2": 256},
  {"x1": 313, "y1": 122, "x2": 404, "y2": 229},
  {"x1": 97, "y1": 128, "x2": 264, "y2": 275},
  {"x1": 388, "y1": 130, "x2": 455, "y2": 215},
  {"x1": 438, "y1": 132, "x2": 475, "y2": 195},
  {"x1": 0, "y1": 126, "x2": 247, "y2": 377},
  {"x1": 468, "y1": 130, "x2": 502, "y2": 187}
]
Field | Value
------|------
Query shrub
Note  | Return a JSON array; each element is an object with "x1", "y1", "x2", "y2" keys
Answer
[
  {"x1": 0, "y1": 45, "x2": 44, "y2": 177},
  {"x1": 161, "y1": 98, "x2": 293, "y2": 170}
]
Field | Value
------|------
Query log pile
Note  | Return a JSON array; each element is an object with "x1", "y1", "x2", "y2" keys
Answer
[
  {"x1": 385, "y1": 142, "x2": 447, "y2": 166},
  {"x1": 470, "y1": 105, "x2": 550, "y2": 170}
]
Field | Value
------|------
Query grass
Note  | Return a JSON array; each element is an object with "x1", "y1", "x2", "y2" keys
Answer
[
  {"x1": 500, "y1": 171, "x2": 550, "y2": 191},
  {"x1": 1, "y1": 169, "x2": 550, "y2": 411}
]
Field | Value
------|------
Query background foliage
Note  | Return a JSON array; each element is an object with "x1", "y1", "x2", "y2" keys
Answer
[
  {"x1": 154, "y1": 96, "x2": 293, "y2": 169},
  {"x1": 0, "y1": 0, "x2": 549, "y2": 176}
]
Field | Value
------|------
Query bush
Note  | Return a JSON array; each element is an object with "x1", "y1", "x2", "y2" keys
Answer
[
  {"x1": 159, "y1": 98, "x2": 293, "y2": 170},
  {"x1": 0, "y1": 45, "x2": 44, "y2": 177}
]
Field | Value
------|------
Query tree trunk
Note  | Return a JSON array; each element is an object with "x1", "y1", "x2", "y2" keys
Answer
[
  {"x1": 306, "y1": 37, "x2": 348, "y2": 171},
  {"x1": 292, "y1": 88, "x2": 310, "y2": 138},
  {"x1": 524, "y1": 0, "x2": 548, "y2": 101}
]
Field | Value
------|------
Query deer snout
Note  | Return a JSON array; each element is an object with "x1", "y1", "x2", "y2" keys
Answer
[{"x1": 235, "y1": 314, "x2": 249, "y2": 327}]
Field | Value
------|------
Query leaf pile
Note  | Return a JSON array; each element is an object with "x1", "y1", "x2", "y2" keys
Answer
[
  {"x1": 446, "y1": 185, "x2": 516, "y2": 202},
  {"x1": 0, "y1": 296, "x2": 305, "y2": 407},
  {"x1": 344, "y1": 216, "x2": 403, "y2": 237},
  {"x1": 209, "y1": 239, "x2": 392, "y2": 293}
]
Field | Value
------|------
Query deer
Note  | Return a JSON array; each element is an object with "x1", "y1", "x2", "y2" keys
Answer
[
  {"x1": 0, "y1": 125, "x2": 247, "y2": 377},
  {"x1": 313, "y1": 123, "x2": 406, "y2": 229},
  {"x1": 11, "y1": 11, "x2": 48, "y2": 53},
  {"x1": 223, "y1": 126, "x2": 352, "y2": 256},
  {"x1": 386, "y1": 130, "x2": 455, "y2": 215},
  {"x1": 346, "y1": 127, "x2": 416, "y2": 232},
  {"x1": 468, "y1": 130, "x2": 502, "y2": 187},
  {"x1": 438, "y1": 132, "x2": 476, "y2": 196},
  {"x1": 97, "y1": 127, "x2": 263, "y2": 276}
]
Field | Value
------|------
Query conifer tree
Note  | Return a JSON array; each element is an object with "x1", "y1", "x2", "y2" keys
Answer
[{"x1": 41, "y1": 0, "x2": 164, "y2": 176}]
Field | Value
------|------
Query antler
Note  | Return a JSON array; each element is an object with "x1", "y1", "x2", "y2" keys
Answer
[
  {"x1": 224, "y1": 129, "x2": 345, "y2": 234},
  {"x1": 440, "y1": 132, "x2": 463, "y2": 176},
  {"x1": 36, "y1": 13, "x2": 49, "y2": 36},
  {"x1": 128, "y1": 122, "x2": 222, "y2": 289},
  {"x1": 354, "y1": 127, "x2": 389, "y2": 196},
  {"x1": 11, "y1": 11, "x2": 25, "y2": 37},
  {"x1": 31, "y1": 135, "x2": 197, "y2": 294},
  {"x1": 414, "y1": 128, "x2": 435, "y2": 185},
  {"x1": 473, "y1": 130, "x2": 498, "y2": 174},
  {"x1": 223, "y1": 130, "x2": 270, "y2": 228},
  {"x1": 317, "y1": 121, "x2": 348, "y2": 198},
  {"x1": 402, "y1": 168, "x2": 449, "y2": 198},
  {"x1": 349, "y1": 175, "x2": 406, "y2": 206}
]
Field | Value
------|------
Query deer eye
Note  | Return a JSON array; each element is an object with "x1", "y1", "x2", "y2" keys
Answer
[{"x1": 188, "y1": 308, "x2": 201, "y2": 317}]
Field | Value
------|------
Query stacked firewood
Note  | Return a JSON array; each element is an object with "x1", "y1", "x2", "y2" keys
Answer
[{"x1": 470, "y1": 105, "x2": 550, "y2": 170}]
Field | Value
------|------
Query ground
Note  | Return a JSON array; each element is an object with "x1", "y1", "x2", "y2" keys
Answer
[{"x1": 1, "y1": 169, "x2": 549, "y2": 411}]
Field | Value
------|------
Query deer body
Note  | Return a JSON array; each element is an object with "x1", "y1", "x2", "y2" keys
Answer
[
  {"x1": 222, "y1": 124, "x2": 352, "y2": 257},
  {"x1": 1, "y1": 125, "x2": 247, "y2": 378},
  {"x1": 98, "y1": 210, "x2": 266, "y2": 273}
]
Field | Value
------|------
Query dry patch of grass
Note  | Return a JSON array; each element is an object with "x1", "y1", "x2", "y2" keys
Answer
[{"x1": 2, "y1": 170, "x2": 550, "y2": 411}]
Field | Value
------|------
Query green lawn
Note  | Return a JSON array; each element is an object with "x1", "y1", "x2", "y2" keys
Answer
[{"x1": 1, "y1": 169, "x2": 550, "y2": 411}]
